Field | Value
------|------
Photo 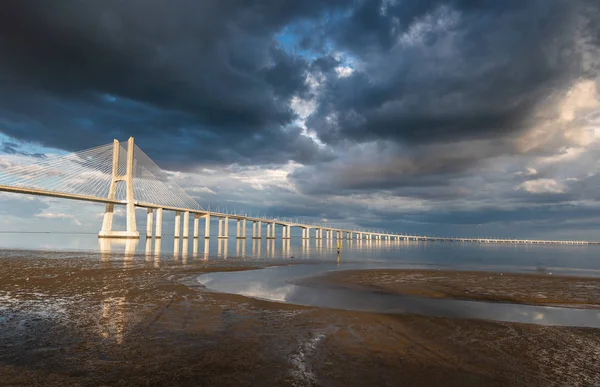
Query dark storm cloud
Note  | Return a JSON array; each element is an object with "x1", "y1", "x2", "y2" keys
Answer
[
  {"x1": 309, "y1": 0, "x2": 600, "y2": 145},
  {"x1": 0, "y1": 0, "x2": 352, "y2": 163}
]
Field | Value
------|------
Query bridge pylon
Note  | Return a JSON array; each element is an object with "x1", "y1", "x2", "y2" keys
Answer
[{"x1": 98, "y1": 137, "x2": 139, "y2": 239}]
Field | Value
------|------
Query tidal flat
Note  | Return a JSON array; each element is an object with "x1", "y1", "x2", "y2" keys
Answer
[
  {"x1": 1, "y1": 252, "x2": 599, "y2": 386},
  {"x1": 298, "y1": 269, "x2": 600, "y2": 308}
]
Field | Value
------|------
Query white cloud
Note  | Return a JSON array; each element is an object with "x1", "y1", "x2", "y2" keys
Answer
[
  {"x1": 516, "y1": 179, "x2": 567, "y2": 194},
  {"x1": 190, "y1": 186, "x2": 216, "y2": 195},
  {"x1": 334, "y1": 65, "x2": 353, "y2": 78},
  {"x1": 290, "y1": 96, "x2": 316, "y2": 119},
  {"x1": 35, "y1": 212, "x2": 74, "y2": 219}
]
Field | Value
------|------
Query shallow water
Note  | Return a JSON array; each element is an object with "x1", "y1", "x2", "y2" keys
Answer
[
  {"x1": 197, "y1": 263, "x2": 600, "y2": 328},
  {"x1": 1, "y1": 232, "x2": 600, "y2": 276}
]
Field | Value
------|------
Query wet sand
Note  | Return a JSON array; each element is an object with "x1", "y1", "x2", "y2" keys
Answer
[
  {"x1": 300, "y1": 269, "x2": 600, "y2": 308},
  {"x1": 1, "y1": 253, "x2": 600, "y2": 386}
]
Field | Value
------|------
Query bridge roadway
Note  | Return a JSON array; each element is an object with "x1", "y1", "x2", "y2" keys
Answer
[{"x1": 1, "y1": 184, "x2": 596, "y2": 246}]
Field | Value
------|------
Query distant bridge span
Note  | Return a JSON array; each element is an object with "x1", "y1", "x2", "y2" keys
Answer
[{"x1": 0, "y1": 137, "x2": 596, "y2": 245}]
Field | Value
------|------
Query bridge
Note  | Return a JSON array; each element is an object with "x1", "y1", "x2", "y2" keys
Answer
[{"x1": 0, "y1": 137, "x2": 596, "y2": 246}]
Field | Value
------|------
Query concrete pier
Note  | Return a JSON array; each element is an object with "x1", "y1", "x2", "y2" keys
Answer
[
  {"x1": 183, "y1": 211, "x2": 190, "y2": 238},
  {"x1": 193, "y1": 214, "x2": 199, "y2": 238},
  {"x1": 282, "y1": 225, "x2": 291, "y2": 239},
  {"x1": 174, "y1": 211, "x2": 181, "y2": 238},
  {"x1": 146, "y1": 208, "x2": 153, "y2": 237},
  {"x1": 218, "y1": 217, "x2": 224, "y2": 238},
  {"x1": 267, "y1": 223, "x2": 275, "y2": 239},
  {"x1": 204, "y1": 214, "x2": 210, "y2": 238},
  {"x1": 224, "y1": 217, "x2": 229, "y2": 238},
  {"x1": 155, "y1": 208, "x2": 163, "y2": 238}
]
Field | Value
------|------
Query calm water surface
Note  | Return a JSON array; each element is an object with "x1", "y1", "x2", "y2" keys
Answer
[{"x1": 1, "y1": 232, "x2": 599, "y2": 275}]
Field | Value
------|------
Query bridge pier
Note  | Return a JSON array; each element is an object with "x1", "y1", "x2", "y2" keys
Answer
[
  {"x1": 146, "y1": 209, "x2": 153, "y2": 238},
  {"x1": 183, "y1": 211, "x2": 190, "y2": 238},
  {"x1": 193, "y1": 214, "x2": 199, "y2": 238},
  {"x1": 218, "y1": 217, "x2": 225, "y2": 238},
  {"x1": 267, "y1": 223, "x2": 275, "y2": 239},
  {"x1": 155, "y1": 208, "x2": 163, "y2": 238},
  {"x1": 243, "y1": 219, "x2": 247, "y2": 238},
  {"x1": 204, "y1": 214, "x2": 211, "y2": 238},
  {"x1": 174, "y1": 211, "x2": 181, "y2": 238}
]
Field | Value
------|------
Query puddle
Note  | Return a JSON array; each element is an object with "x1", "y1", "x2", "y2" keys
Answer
[{"x1": 197, "y1": 263, "x2": 600, "y2": 328}]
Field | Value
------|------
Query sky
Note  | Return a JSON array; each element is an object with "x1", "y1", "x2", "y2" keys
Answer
[{"x1": 1, "y1": 0, "x2": 600, "y2": 239}]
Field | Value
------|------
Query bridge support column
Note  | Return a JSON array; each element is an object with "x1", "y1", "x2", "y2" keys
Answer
[
  {"x1": 224, "y1": 217, "x2": 229, "y2": 238},
  {"x1": 146, "y1": 209, "x2": 153, "y2": 238},
  {"x1": 242, "y1": 219, "x2": 247, "y2": 238},
  {"x1": 236, "y1": 219, "x2": 241, "y2": 238},
  {"x1": 99, "y1": 137, "x2": 139, "y2": 238},
  {"x1": 267, "y1": 223, "x2": 275, "y2": 239},
  {"x1": 218, "y1": 217, "x2": 224, "y2": 238},
  {"x1": 193, "y1": 214, "x2": 199, "y2": 238},
  {"x1": 155, "y1": 208, "x2": 163, "y2": 238},
  {"x1": 257, "y1": 221, "x2": 262, "y2": 238},
  {"x1": 183, "y1": 211, "x2": 190, "y2": 238},
  {"x1": 283, "y1": 225, "x2": 290, "y2": 240},
  {"x1": 174, "y1": 211, "x2": 181, "y2": 238},
  {"x1": 204, "y1": 214, "x2": 211, "y2": 238}
]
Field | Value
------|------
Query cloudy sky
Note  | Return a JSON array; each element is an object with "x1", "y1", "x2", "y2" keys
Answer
[{"x1": 1, "y1": 0, "x2": 600, "y2": 239}]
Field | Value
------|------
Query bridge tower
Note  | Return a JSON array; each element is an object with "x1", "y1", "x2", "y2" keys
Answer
[{"x1": 98, "y1": 137, "x2": 139, "y2": 239}]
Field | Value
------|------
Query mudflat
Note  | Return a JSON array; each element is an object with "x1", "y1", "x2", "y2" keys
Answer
[
  {"x1": 1, "y1": 252, "x2": 599, "y2": 386},
  {"x1": 299, "y1": 269, "x2": 600, "y2": 308}
]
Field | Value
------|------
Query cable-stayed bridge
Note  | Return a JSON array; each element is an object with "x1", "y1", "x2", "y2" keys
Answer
[{"x1": 0, "y1": 137, "x2": 596, "y2": 245}]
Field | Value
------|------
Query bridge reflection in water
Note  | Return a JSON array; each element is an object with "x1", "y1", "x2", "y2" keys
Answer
[{"x1": 88, "y1": 233, "x2": 600, "y2": 280}]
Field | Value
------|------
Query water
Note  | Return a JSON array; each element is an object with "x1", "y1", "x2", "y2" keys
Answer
[
  {"x1": 1, "y1": 232, "x2": 600, "y2": 276},
  {"x1": 2, "y1": 232, "x2": 600, "y2": 328}
]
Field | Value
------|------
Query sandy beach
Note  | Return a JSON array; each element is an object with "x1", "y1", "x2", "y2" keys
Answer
[{"x1": 1, "y1": 253, "x2": 600, "y2": 386}]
